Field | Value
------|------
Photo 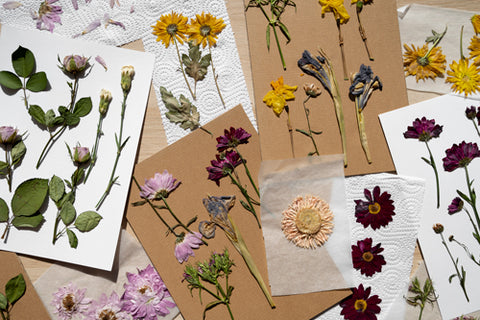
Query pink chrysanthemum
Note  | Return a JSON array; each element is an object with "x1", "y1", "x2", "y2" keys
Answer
[
  {"x1": 121, "y1": 264, "x2": 176, "y2": 320},
  {"x1": 86, "y1": 291, "x2": 130, "y2": 320},
  {"x1": 32, "y1": 0, "x2": 63, "y2": 33},
  {"x1": 51, "y1": 283, "x2": 91, "y2": 320},
  {"x1": 139, "y1": 170, "x2": 181, "y2": 200},
  {"x1": 175, "y1": 232, "x2": 204, "y2": 263}
]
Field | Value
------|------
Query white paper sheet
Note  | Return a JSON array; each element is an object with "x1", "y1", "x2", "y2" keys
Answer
[
  {"x1": 0, "y1": 25, "x2": 154, "y2": 271},
  {"x1": 379, "y1": 94, "x2": 480, "y2": 319}
]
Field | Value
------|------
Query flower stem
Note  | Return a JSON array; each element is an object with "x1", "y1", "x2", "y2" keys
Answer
[
  {"x1": 208, "y1": 46, "x2": 226, "y2": 108},
  {"x1": 425, "y1": 141, "x2": 440, "y2": 208},
  {"x1": 174, "y1": 38, "x2": 196, "y2": 100},
  {"x1": 4, "y1": 148, "x2": 12, "y2": 192},
  {"x1": 271, "y1": 22, "x2": 287, "y2": 70},
  {"x1": 354, "y1": 97, "x2": 371, "y2": 163},
  {"x1": 332, "y1": 85, "x2": 347, "y2": 166},
  {"x1": 36, "y1": 125, "x2": 68, "y2": 169},
  {"x1": 228, "y1": 172, "x2": 261, "y2": 228},
  {"x1": 84, "y1": 115, "x2": 105, "y2": 182},
  {"x1": 356, "y1": 9, "x2": 373, "y2": 61},
  {"x1": 418, "y1": 304, "x2": 424, "y2": 320},
  {"x1": 451, "y1": 236, "x2": 480, "y2": 267},
  {"x1": 336, "y1": 20, "x2": 348, "y2": 81},
  {"x1": 471, "y1": 119, "x2": 480, "y2": 137},
  {"x1": 234, "y1": 147, "x2": 260, "y2": 198},
  {"x1": 301, "y1": 96, "x2": 320, "y2": 156},
  {"x1": 285, "y1": 105, "x2": 295, "y2": 158},
  {"x1": 465, "y1": 166, "x2": 479, "y2": 226}
]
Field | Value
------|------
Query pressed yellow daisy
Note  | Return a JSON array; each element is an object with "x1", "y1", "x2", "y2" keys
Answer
[
  {"x1": 319, "y1": 0, "x2": 350, "y2": 24},
  {"x1": 469, "y1": 35, "x2": 480, "y2": 65},
  {"x1": 263, "y1": 76, "x2": 297, "y2": 116},
  {"x1": 446, "y1": 58, "x2": 480, "y2": 97},
  {"x1": 472, "y1": 14, "x2": 480, "y2": 35},
  {"x1": 403, "y1": 43, "x2": 446, "y2": 82},
  {"x1": 188, "y1": 12, "x2": 226, "y2": 48},
  {"x1": 281, "y1": 195, "x2": 334, "y2": 249},
  {"x1": 151, "y1": 11, "x2": 188, "y2": 48}
]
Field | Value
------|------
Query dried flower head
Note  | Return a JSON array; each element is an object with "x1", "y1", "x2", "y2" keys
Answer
[
  {"x1": 448, "y1": 197, "x2": 464, "y2": 215},
  {"x1": 433, "y1": 223, "x2": 444, "y2": 234},
  {"x1": 262, "y1": 76, "x2": 297, "y2": 116},
  {"x1": 469, "y1": 36, "x2": 480, "y2": 66},
  {"x1": 446, "y1": 58, "x2": 480, "y2": 97},
  {"x1": 403, "y1": 117, "x2": 443, "y2": 142},
  {"x1": 73, "y1": 145, "x2": 91, "y2": 164},
  {"x1": 216, "y1": 127, "x2": 251, "y2": 152},
  {"x1": 121, "y1": 65, "x2": 135, "y2": 93},
  {"x1": 352, "y1": 237, "x2": 386, "y2": 277},
  {"x1": 442, "y1": 141, "x2": 480, "y2": 172},
  {"x1": 86, "y1": 291, "x2": 129, "y2": 320},
  {"x1": 51, "y1": 283, "x2": 91, "y2": 320},
  {"x1": 60, "y1": 55, "x2": 90, "y2": 76},
  {"x1": 349, "y1": 64, "x2": 382, "y2": 109},
  {"x1": 403, "y1": 43, "x2": 446, "y2": 82},
  {"x1": 0, "y1": 126, "x2": 19, "y2": 145},
  {"x1": 206, "y1": 150, "x2": 242, "y2": 186},
  {"x1": 175, "y1": 232, "x2": 204, "y2": 264},
  {"x1": 188, "y1": 12, "x2": 226, "y2": 48},
  {"x1": 32, "y1": 0, "x2": 63, "y2": 33},
  {"x1": 151, "y1": 11, "x2": 189, "y2": 48},
  {"x1": 303, "y1": 83, "x2": 322, "y2": 98},
  {"x1": 319, "y1": 0, "x2": 350, "y2": 24},
  {"x1": 465, "y1": 106, "x2": 478, "y2": 120},
  {"x1": 281, "y1": 195, "x2": 334, "y2": 249},
  {"x1": 99, "y1": 89, "x2": 112, "y2": 115},
  {"x1": 472, "y1": 14, "x2": 480, "y2": 35},
  {"x1": 139, "y1": 169, "x2": 181, "y2": 200},
  {"x1": 354, "y1": 186, "x2": 395, "y2": 230},
  {"x1": 340, "y1": 284, "x2": 381, "y2": 320}
]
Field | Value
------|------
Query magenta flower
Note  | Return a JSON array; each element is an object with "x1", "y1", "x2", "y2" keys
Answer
[
  {"x1": 352, "y1": 238, "x2": 386, "y2": 277},
  {"x1": 51, "y1": 283, "x2": 91, "y2": 320},
  {"x1": 86, "y1": 291, "x2": 130, "y2": 320},
  {"x1": 403, "y1": 117, "x2": 443, "y2": 142},
  {"x1": 216, "y1": 127, "x2": 252, "y2": 152},
  {"x1": 0, "y1": 126, "x2": 18, "y2": 145},
  {"x1": 354, "y1": 186, "x2": 395, "y2": 230},
  {"x1": 73, "y1": 145, "x2": 91, "y2": 164},
  {"x1": 340, "y1": 284, "x2": 381, "y2": 320},
  {"x1": 448, "y1": 197, "x2": 464, "y2": 215},
  {"x1": 139, "y1": 170, "x2": 180, "y2": 200},
  {"x1": 121, "y1": 264, "x2": 176, "y2": 319},
  {"x1": 32, "y1": 0, "x2": 62, "y2": 33},
  {"x1": 443, "y1": 141, "x2": 480, "y2": 172},
  {"x1": 175, "y1": 232, "x2": 204, "y2": 263},
  {"x1": 206, "y1": 150, "x2": 241, "y2": 186}
]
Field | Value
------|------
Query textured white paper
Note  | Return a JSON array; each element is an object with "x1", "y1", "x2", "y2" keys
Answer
[
  {"x1": 315, "y1": 173, "x2": 424, "y2": 320},
  {"x1": 0, "y1": 25, "x2": 154, "y2": 270},
  {"x1": 379, "y1": 94, "x2": 480, "y2": 319}
]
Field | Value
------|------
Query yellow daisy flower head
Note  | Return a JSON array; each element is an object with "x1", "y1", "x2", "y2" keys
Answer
[
  {"x1": 446, "y1": 58, "x2": 480, "y2": 97},
  {"x1": 263, "y1": 76, "x2": 297, "y2": 116},
  {"x1": 469, "y1": 35, "x2": 480, "y2": 66},
  {"x1": 151, "y1": 11, "x2": 188, "y2": 48},
  {"x1": 319, "y1": 0, "x2": 350, "y2": 24},
  {"x1": 403, "y1": 43, "x2": 446, "y2": 82},
  {"x1": 471, "y1": 14, "x2": 480, "y2": 35},
  {"x1": 188, "y1": 12, "x2": 226, "y2": 48}
]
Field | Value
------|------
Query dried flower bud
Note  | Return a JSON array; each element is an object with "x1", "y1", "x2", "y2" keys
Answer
[
  {"x1": 61, "y1": 55, "x2": 90, "y2": 75},
  {"x1": 73, "y1": 145, "x2": 91, "y2": 164},
  {"x1": 0, "y1": 126, "x2": 19, "y2": 145},
  {"x1": 448, "y1": 197, "x2": 464, "y2": 215},
  {"x1": 99, "y1": 89, "x2": 112, "y2": 115},
  {"x1": 303, "y1": 83, "x2": 322, "y2": 98},
  {"x1": 465, "y1": 106, "x2": 478, "y2": 120},
  {"x1": 121, "y1": 65, "x2": 135, "y2": 93},
  {"x1": 448, "y1": 235, "x2": 454, "y2": 242},
  {"x1": 433, "y1": 223, "x2": 444, "y2": 234}
]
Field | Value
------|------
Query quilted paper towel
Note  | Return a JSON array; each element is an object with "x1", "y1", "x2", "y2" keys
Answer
[
  {"x1": 315, "y1": 173, "x2": 425, "y2": 320},
  {"x1": 0, "y1": 0, "x2": 255, "y2": 143}
]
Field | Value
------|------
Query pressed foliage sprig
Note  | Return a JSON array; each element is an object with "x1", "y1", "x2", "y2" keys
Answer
[
  {"x1": 245, "y1": 0, "x2": 296, "y2": 70},
  {"x1": 351, "y1": 0, "x2": 374, "y2": 60},
  {"x1": 0, "y1": 274, "x2": 26, "y2": 320},
  {"x1": 198, "y1": 195, "x2": 275, "y2": 308},
  {"x1": 182, "y1": 41, "x2": 212, "y2": 98},
  {"x1": 405, "y1": 277, "x2": 438, "y2": 320},
  {"x1": 183, "y1": 249, "x2": 235, "y2": 320},
  {"x1": 96, "y1": 65, "x2": 134, "y2": 209},
  {"x1": 297, "y1": 84, "x2": 322, "y2": 156},
  {"x1": 298, "y1": 49, "x2": 347, "y2": 166},
  {"x1": 0, "y1": 127, "x2": 26, "y2": 192}
]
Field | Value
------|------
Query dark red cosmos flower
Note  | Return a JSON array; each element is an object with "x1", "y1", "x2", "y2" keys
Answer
[
  {"x1": 352, "y1": 238, "x2": 386, "y2": 277},
  {"x1": 448, "y1": 197, "x2": 464, "y2": 215},
  {"x1": 465, "y1": 106, "x2": 478, "y2": 120},
  {"x1": 206, "y1": 150, "x2": 241, "y2": 185},
  {"x1": 354, "y1": 186, "x2": 395, "y2": 230},
  {"x1": 443, "y1": 141, "x2": 480, "y2": 172},
  {"x1": 216, "y1": 127, "x2": 251, "y2": 152},
  {"x1": 403, "y1": 117, "x2": 443, "y2": 142},
  {"x1": 340, "y1": 284, "x2": 381, "y2": 320}
]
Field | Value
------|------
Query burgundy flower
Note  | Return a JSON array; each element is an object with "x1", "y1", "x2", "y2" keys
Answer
[
  {"x1": 340, "y1": 284, "x2": 381, "y2": 320},
  {"x1": 352, "y1": 238, "x2": 386, "y2": 277},
  {"x1": 448, "y1": 197, "x2": 464, "y2": 215},
  {"x1": 443, "y1": 141, "x2": 480, "y2": 172},
  {"x1": 206, "y1": 150, "x2": 241, "y2": 185},
  {"x1": 354, "y1": 186, "x2": 395, "y2": 230},
  {"x1": 403, "y1": 117, "x2": 443, "y2": 142},
  {"x1": 465, "y1": 106, "x2": 478, "y2": 120},
  {"x1": 216, "y1": 127, "x2": 251, "y2": 152}
]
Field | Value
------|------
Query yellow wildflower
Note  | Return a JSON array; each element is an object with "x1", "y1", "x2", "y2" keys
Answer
[
  {"x1": 403, "y1": 43, "x2": 446, "y2": 82},
  {"x1": 151, "y1": 11, "x2": 188, "y2": 48},
  {"x1": 188, "y1": 12, "x2": 226, "y2": 48},
  {"x1": 469, "y1": 35, "x2": 480, "y2": 66},
  {"x1": 263, "y1": 76, "x2": 297, "y2": 116},
  {"x1": 319, "y1": 0, "x2": 350, "y2": 24},
  {"x1": 472, "y1": 14, "x2": 480, "y2": 35},
  {"x1": 446, "y1": 58, "x2": 480, "y2": 97}
]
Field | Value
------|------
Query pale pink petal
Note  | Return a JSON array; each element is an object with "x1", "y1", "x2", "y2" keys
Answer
[{"x1": 3, "y1": 1, "x2": 22, "y2": 9}]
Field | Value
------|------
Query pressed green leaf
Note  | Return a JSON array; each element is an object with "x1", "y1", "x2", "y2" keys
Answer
[
  {"x1": 278, "y1": 21, "x2": 291, "y2": 41},
  {"x1": 60, "y1": 202, "x2": 76, "y2": 226},
  {"x1": 67, "y1": 229, "x2": 78, "y2": 248},
  {"x1": 0, "y1": 161, "x2": 7, "y2": 172},
  {"x1": 49, "y1": 175, "x2": 65, "y2": 203},
  {"x1": 311, "y1": 130, "x2": 323, "y2": 135},
  {"x1": 52, "y1": 116, "x2": 65, "y2": 126},
  {"x1": 74, "y1": 211, "x2": 102, "y2": 232},
  {"x1": 266, "y1": 24, "x2": 271, "y2": 50},
  {"x1": 26, "y1": 72, "x2": 48, "y2": 92},
  {"x1": 28, "y1": 105, "x2": 46, "y2": 125},
  {"x1": 448, "y1": 274, "x2": 456, "y2": 283},
  {"x1": 58, "y1": 191, "x2": 75, "y2": 209},
  {"x1": 295, "y1": 128, "x2": 311, "y2": 137},
  {"x1": 58, "y1": 106, "x2": 69, "y2": 115},
  {"x1": 11, "y1": 141, "x2": 26, "y2": 165},
  {"x1": 0, "y1": 292, "x2": 7, "y2": 310},
  {"x1": 64, "y1": 112, "x2": 80, "y2": 126},
  {"x1": 73, "y1": 97, "x2": 92, "y2": 117},
  {"x1": 12, "y1": 214, "x2": 44, "y2": 228},
  {"x1": 45, "y1": 109, "x2": 56, "y2": 128},
  {"x1": 5, "y1": 274, "x2": 26, "y2": 305},
  {"x1": 12, "y1": 46, "x2": 35, "y2": 78},
  {"x1": 11, "y1": 178, "x2": 49, "y2": 217},
  {"x1": 0, "y1": 198, "x2": 9, "y2": 222},
  {"x1": 0, "y1": 71, "x2": 22, "y2": 90}
]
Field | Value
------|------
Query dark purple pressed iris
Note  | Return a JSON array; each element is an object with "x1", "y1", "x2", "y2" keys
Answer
[
  {"x1": 442, "y1": 141, "x2": 480, "y2": 172},
  {"x1": 403, "y1": 117, "x2": 443, "y2": 142},
  {"x1": 216, "y1": 127, "x2": 251, "y2": 152},
  {"x1": 354, "y1": 186, "x2": 395, "y2": 230},
  {"x1": 340, "y1": 284, "x2": 381, "y2": 320},
  {"x1": 352, "y1": 237, "x2": 386, "y2": 277},
  {"x1": 206, "y1": 150, "x2": 241, "y2": 185}
]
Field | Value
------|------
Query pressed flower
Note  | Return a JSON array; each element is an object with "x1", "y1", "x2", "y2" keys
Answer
[
  {"x1": 0, "y1": 126, "x2": 25, "y2": 192},
  {"x1": 98, "y1": 89, "x2": 112, "y2": 115},
  {"x1": 442, "y1": 141, "x2": 480, "y2": 172},
  {"x1": 433, "y1": 223, "x2": 444, "y2": 234},
  {"x1": 73, "y1": 18, "x2": 101, "y2": 38},
  {"x1": 319, "y1": 0, "x2": 350, "y2": 24},
  {"x1": 188, "y1": 12, "x2": 226, "y2": 48},
  {"x1": 446, "y1": 58, "x2": 480, "y2": 97},
  {"x1": 206, "y1": 150, "x2": 241, "y2": 186},
  {"x1": 465, "y1": 106, "x2": 480, "y2": 136},
  {"x1": 32, "y1": 0, "x2": 63, "y2": 33},
  {"x1": 469, "y1": 36, "x2": 480, "y2": 66},
  {"x1": 86, "y1": 292, "x2": 129, "y2": 320},
  {"x1": 340, "y1": 284, "x2": 381, "y2": 320},
  {"x1": 95, "y1": 55, "x2": 108, "y2": 71},
  {"x1": 298, "y1": 83, "x2": 322, "y2": 156},
  {"x1": 0, "y1": 126, "x2": 19, "y2": 145},
  {"x1": 352, "y1": 237, "x2": 386, "y2": 277},
  {"x1": 403, "y1": 117, "x2": 443, "y2": 142},
  {"x1": 216, "y1": 127, "x2": 252, "y2": 152},
  {"x1": 403, "y1": 43, "x2": 446, "y2": 82},
  {"x1": 60, "y1": 55, "x2": 90, "y2": 76},
  {"x1": 355, "y1": 186, "x2": 395, "y2": 230},
  {"x1": 281, "y1": 195, "x2": 334, "y2": 249},
  {"x1": 175, "y1": 232, "x2": 204, "y2": 263},
  {"x1": 120, "y1": 65, "x2": 135, "y2": 93},
  {"x1": 448, "y1": 197, "x2": 464, "y2": 215},
  {"x1": 151, "y1": 11, "x2": 188, "y2": 48},
  {"x1": 303, "y1": 83, "x2": 322, "y2": 98},
  {"x1": 139, "y1": 169, "x2": 181, "y2": 200},
  {"x1": 104, "y1": 13, "x2": 125, "y2": 30},
  {"x1": 51, "y1": 283, "x2": 91, "y2": 320},
  {"x1": 472, "y1": 14, "x2": 480, "y2": 35},
  {"x1": 72, "y1": 145, "x2": 91, "y2": 164},
  {"x1": 263, "y1": 76, "x2": 297, "y2": 116},
  {"x1": 121, "y1": 264, "x2": 176, "y2": 319},
  {"x1": 350, "y1": 0, "x2": 374, "y2": 60}
]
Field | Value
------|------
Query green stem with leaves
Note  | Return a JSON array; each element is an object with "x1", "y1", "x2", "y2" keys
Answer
[
  {"x1": 424, "y1": 141, "x2": 440, "y2": 208},
  {"x1": 464, "y1": 166, "x2": 480, "y2": 229},
  {"x1": 84, "y1": 114, "x2": 105, "y2": 182},
  {"x1": 297, "y1": 96, "x2": 320, "y2": 156},
  {"x1": 354, "y1": 97, "x2": 371, "y2": 163},
  {"x1": 174, "y1": 38, "x2": 196, "y2": 100},
  {"x1": 439, "y1": 232, "x2": 469, "y2": 302},
  {"x1": 227, "y1": 172, "x2": 261, "y2": 228},
  {"x1": 233, "y1": 147, "x2": 260, "y2": 197},
  {"x1": 208, "y1": 46, "x2": 225, "y2": 108}
]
